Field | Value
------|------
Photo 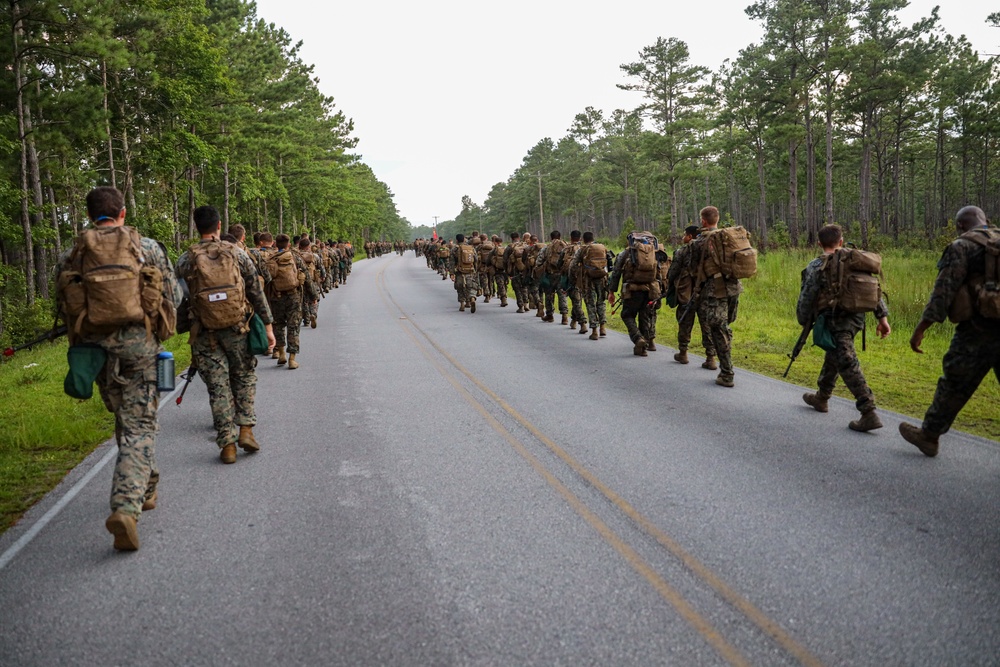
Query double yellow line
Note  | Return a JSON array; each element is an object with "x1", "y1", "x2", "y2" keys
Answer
[{"x1": 376, "y1": 261, "x2": 825, "y2": 667}]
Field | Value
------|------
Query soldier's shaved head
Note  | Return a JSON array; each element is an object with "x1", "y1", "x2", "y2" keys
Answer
[{"x1": 956, "y1": 206, "x2": 988, "y2": 232}]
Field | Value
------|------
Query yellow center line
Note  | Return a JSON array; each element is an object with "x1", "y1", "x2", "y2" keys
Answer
[
  {"x1": 376, "y1": 265, "x2": 752, "y2": 667},
  {"x1": 376, "y1": 260, "x2": 828, "y2": 667}
]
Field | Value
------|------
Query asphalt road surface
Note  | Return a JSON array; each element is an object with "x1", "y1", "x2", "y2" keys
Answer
[{"x1": 1, "y1": 253, "x2": 998, "y2": 667}]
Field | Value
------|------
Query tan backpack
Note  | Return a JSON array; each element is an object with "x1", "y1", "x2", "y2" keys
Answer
[
  {"x1": 509, "y1": 242, "x2": 527, "y2": 273},
  {"x1": 57, "y1": 226, "x2": 163, "y2": 339},
  {"x1": 700, "y1": 226, "x2": 758, "y2": 280},
  {"x1": 185, "y1": 241, "x2": 247, "y2": 330},
  {"x1": 625, "y1": 231, "x2": 658, "y2": 284},
  {"x1": 949, "y1": 227, "x2": 1000, "y2": 321},
  {"x1": 477, "y1": 240, "x2": 494, "y2": 267},
  {"x1": 266, "y1": 249, "x2": 303, "y2": 293},
  {"x1": 301, "y1": 251, "x2": 319, "y2": 283},
  {"x1": 491, "y1": 245, "x2": 506, "y2": 271},
  {"x1": 547, "y1": 239, "x2": 567, "y2": 272},
  {"x1": 457, "y1": 244, "x2": 476, "y2": 274},
  {"x1": 816, "y1": 248, "x2": 883, "y2": 314},
  {"x1": 437, "y1": 244, "x2": 450, "y2": 259},
  {"x1": 584, "y1": 243, "x2": 609, "y2": 279}
]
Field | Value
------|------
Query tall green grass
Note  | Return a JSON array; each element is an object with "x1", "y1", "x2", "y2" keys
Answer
[
  {"x1": 608, "y1": 248, "x2": 1000, "y2": 441},
  {"x1": 0, "y1": 334, "x2": 190, "y2": 532}
]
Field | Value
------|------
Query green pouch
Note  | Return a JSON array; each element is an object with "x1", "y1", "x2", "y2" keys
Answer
[
  {"x1": 665, "y1": 283, "x2": 678, "y2": 308},
  {"x1": 813, "y1": 313, "x2": 837, "y2": 352},
  {"x1": 247, "y1": 314, "x2": 269, "y2": 355},
  {"x1": 539, "y1": 273, "x2": 552, "y2": 291},
  {"x1": 64, "y1": 344, "x2": 107, "y2": 400}
]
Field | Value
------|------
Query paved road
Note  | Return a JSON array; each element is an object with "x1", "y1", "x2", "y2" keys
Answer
[{"x1": 1, "y1": 253, "x2": 998, "y2": 667}]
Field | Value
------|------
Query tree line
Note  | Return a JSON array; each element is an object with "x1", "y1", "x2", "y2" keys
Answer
[
  {"x1": 1, "y1": 0, "x2": 409, "y2": 344},
  {"x1": 436, "y1": 1, "x2": 999, "y2": 251}
]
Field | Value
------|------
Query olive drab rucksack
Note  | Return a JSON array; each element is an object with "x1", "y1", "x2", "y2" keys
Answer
[
  {"x1": 457, "y1": 243, "x2": 476, "y2": 274},
  {"x1": 509, "y1": 242, "x2": 527, "y2": 273},
  {"x1": 700, "y1": 226, "x2": 758, "y2": 280},
  {"x1": 477, "y1": 240, "x2": 495, "y2": 268},
  {"x1": 267, "y1": 249, "x2": 303, "y2": 293},
  {"x1": 815, "y1": 248, "x2": 883, "y2": 314},
  {"x1": 583, "y1": 243, "x2": 609, "y2": 279},
  {"x1": 625, "y1": 231, "x2": 659, "y2": 284},
  {"x1": 57, "y1": 226, "x2": 171, "y2": 343},
  {"x1": 437, "y1": 244, "x2": 450, "y2": 259},
  {"x1": 949, "y1": 227, "x2": 1000, "y2": 321},
  {"x1": 546, "y1": 239, "x2": 567, "y2": 272},
  {"x1": 491, "y1": 244, "x2": 506, "y2": 271},
  {"x1": 300, "y1": 251, "x2": 319, "y2": 283},
  {"x1": 185, "y1": 240, "x2": 247, "y2": 330}
]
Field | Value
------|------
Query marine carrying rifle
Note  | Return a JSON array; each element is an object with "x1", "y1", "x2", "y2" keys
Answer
[
  {"x1": 783, "y1": 316, "x2": 815, "y2": 378},
  {"x1": 2, "y1": 325, "x2": 69, "y2": 359},
  {"x1": 176, "y1": 359, "x2": 198, "y2": 406}
]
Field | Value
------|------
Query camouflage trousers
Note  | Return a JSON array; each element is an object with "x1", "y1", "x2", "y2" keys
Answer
[
  {"x1": 620, "y1": 291, "x2": 655, "y2": 343},
  {"x1": 192, "y1": 327, "x2": 258, "y2": 448},
  {"x1": 492, "y1": 271, "x2": 509, "y2": 304},
  {"x1": 526, "y1": 277, "x2": 540, "y2": 309},
  {"x1": 816, "y1": 329, "x2": 876, "y2": 413},
  {"x1": 541, "y1": 275, "x2": 568, "y2": 315},
  {"x1": 923, "y1": 322, "x2": 1000, "y2": 436},
  {"x1": 478, "y1": 270, "x2": 493, "y2": 298},
  {"x1": 676, "y1": 301, "x2": 717, "y2": 356},
  {"x1": 303, "y1": 296, "x2": 319, "y2": 324},
  {"x1": 582, "y1": 278, "x2": 608, "y2": 327},
  {"x1": 510, "y1": 274, "x2": 530, "y2": 309},
  {"x1": 339, "y1": 262, "x2": 348, "y2": 283},
  {"x1": 97, "y1": 339, "x2": 160, "y2": 519},
  {"x1": 566, "y1": 285, "x2": 587, "y2": 325},
  {"x1": 697, "y1": 294, "x2": 738, "y2": 378},
  {"x1": 271, "y1": 290, "x2": 303, "y2": 354},
  {"x1": 455, "y1": 272, "x2": 479, "y2": 304}
]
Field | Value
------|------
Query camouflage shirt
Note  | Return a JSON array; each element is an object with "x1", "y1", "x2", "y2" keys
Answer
[
  {"x1": 921, "y1": 225, "x2": 1000, "y2": 329},
  {"x1": 666, "y1": 243, "x2": 693, "y2": 287},
  {"x1": 797, "y1": 254, "x2": 888, "y2": 332},
  {"x1": 176, "y1": 239, "x2": 273, "y2": 325}
]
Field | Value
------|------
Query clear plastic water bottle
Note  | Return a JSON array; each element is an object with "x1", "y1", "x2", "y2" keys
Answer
[{"x1": 156, "y1": 351, "x2": 175, "y2": 392}]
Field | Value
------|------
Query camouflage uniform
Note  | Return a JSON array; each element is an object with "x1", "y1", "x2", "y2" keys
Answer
[
  {"x1": 536, "y1": 242, "x2": 568, "y2": 320},
  {"x1": 797, "y1": 255, "x2": 889, "y2": 413},
  {"x1": 505, "y1": 242, "x2": 530, "y2": 311},
  {"x1": 489, "y1": 244, "x2": 509, "y2": 306},
  {"x1": 450, "y1": 242, "x2": 480, "y2": 307},
  {"x1": 176, "y1": 241, "x2": 273, "y2": 449},
  {"x1": 570, "y1": 243, "x2": 608, "y2": 331},
  {"x1": 690, "y1": 231, "x2": 743, "y2": 382},
  {"x1": 477, "y1": 240, "x2": 495, "y2": 301},
  {"x1": 609, "y1": 248, "x2": 657, "y2": 348},
  {"x1": 57, "y1": 233, "x2": 182, "y2": 519},
  {"x1": 562, "y1": 241, "x2": 587, "y2": 327},
  {"x1": 915, "y1": 227, "x2": 1000, "y2": 437},
  {"x1": 667, "y1": 243, "x2": 716, "y2": 358},
  {"x1": 267, "y1": 250, "x2": 314, "y2": 355},
  {"x1": 524, "y1": 243, "x2": 545, "y2": 312}
]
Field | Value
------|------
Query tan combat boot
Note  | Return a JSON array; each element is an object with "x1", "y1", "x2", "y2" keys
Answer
[
  {"x1": 288, "y1": 353, "x2": 299, "y2": 370},
  {"x1": 849, "y1": 409, "x2": 883, "y2": 432},
  {"x1": 310, "y1": 316, "x2": 317, "y2": 329},
  {"x1": 646, "y1": 339, "x2": 656, "y2": 351},
  {"x1": 536, "y1": 305, "x2": 545, "y2": 317},
  {"x1": 599, "y1": 324, "x2": 606, "y2": 337},
  {"x1": 106, "y1": 511, "x2": 140, "y2": 551},
  {"x1": 459, "y1": 302, "x2": 466, "y2": 312},
  {"x1": 674, "y1": 350, "x2": 689, "y2": 364},
  {"x1": 633, "y1": 338, "x2": 648, "y2": 356},
  {"x1": 802, "y1": 393, "x2": 829, "y2": 413},
  {"x1": 516, "y1": 305, "x2": 524, "y2": 313},
  {"x1": 569, "y1": 318, "x2": 576, "y2": 328},
  {"x1": 500, "y1": 296, "x2": 508, "y2": 307},
  {"x1": 238, "y1": 425, "x2": 260, "y2": 453},
  {"x1": 715, "y1": 375, "x2": 735, "y2": 388},
  {"x1": 220, "y1": 443, "x2": 237, "y2": 464},
  {"x1": 276, "y1": 347, "x2": 287, "y2": 365},
  {"x1": 561, "y1": 314, "x2": 569, "y2": 325},
  {"x1": 589, "y1": 328, "x2": 599, "y2": 340},
  {"x1": 271, "y1": 347, "x2": 280, "y2": 360},
  {"x1": 579, "y1": 322, "x2": 589, "y2": 334},
  {"x1": 898, "y1": 423, "x2": 939, "y2": 457},
  {"x1": 702, "y1": 355, "x2": 718, "y2": 370},
  {"x1": 142, "y1": 489, "x2": 157, "y2": 512},
  {"x1": 470, "y1": 299, "x2": 476, "y2": 313}
]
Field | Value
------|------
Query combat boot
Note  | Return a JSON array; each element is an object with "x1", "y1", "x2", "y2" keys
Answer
[
  {"x1": 579, "y1": 322, "x2": 589, "y2": 334},
  {"x1": 105, "y1": 511, "x2": 139, "y2": 551},
  {"x1": 543, "y1": 311, "x2": 554, "y2": 322},
  {"x1": 715, "y1": 375, "x2": 735, "y2": 388},
  {"x1": 484, "y1": 296, "x2": 490, "y2": 303},
  {"x1": 288, "y1": 353, "x2": 299, "y2": 370},
  {"x1": 516, "y1": 305, "x2": 524, "y2": 313},
  {"x1": 459, "y1": 302, "x2": 466, "y2": 312},
  {"x1": 536, "y1": 305, "x2": 545, "y2": 318},
  {"x1": 898, "y1": 423, "x2": 939, "y2": 457},
  {"x1": 271, "y1": 348, "x2": 280, "y2": 360},
  {"x1": 589, "y1": 328, "x2": 599, "y2": 340},
  {"x1": 310, "y1": 316, "x2": 317, "y2": 329},
  {"x1": 470, "y1": 299, "x2": 476, "y2": 313},
  {"x1": 570, "y1": 318, "x2": 576, "y2": 328},
  {"x1": 220, "y1": 443, "x2": 237, "y2": 464},
  {"x1": 276, "y1": 347, "x2": 287, "y2": 365},
  {"x1": 500, "y1": 296, "x2": 508, "y2": 307},
  {"x1": 802, "y1": 392, "x2": 829, "y2": 413},
  {"x1": 674, "y1": 350, "x2": 689, "y2": 364},
  {"x1": 238, "y1": 425, "x2": 260, "y2": 453},
  {"x1": 849, "y1": 409, "x2": 883, "y2": 432},
  {"x1": 646, "y1": 339, "x2": 656, "y2": 351},
  {"x1": 633, "y1": 337, "x2": 648, "y2": 356},
  {"x1": 561, "y1": 314, "x2": 569, "y2": 325},
  {"x1": 702, "y1": 355, "x2": 718, "y2": 370},
  {"x1": 599, "y1": 324, "x2": 606, "y2": 337},
  {"x1": 141, "y1": 489, "x2": 157, "y2": 512}
]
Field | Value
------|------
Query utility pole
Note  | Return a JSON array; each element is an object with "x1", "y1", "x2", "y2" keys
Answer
[
  {"x1": 537, "y1": 171, "x2": 545, "y2": 239},
  {"x1": 433, "y1": 216, "x2": 439, "y2": 240}
]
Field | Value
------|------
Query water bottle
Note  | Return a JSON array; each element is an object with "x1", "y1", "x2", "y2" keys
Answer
[{"x1": 156, "y1": 351, "x2": 175, "y2": 392}]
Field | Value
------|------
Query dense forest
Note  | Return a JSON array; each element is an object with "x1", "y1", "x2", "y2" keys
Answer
[
  {"x1": 427, "y1": 1, "x2": 1000, "y2": 252},
  {"x1": 1, "y1": 0, "x2": 409, "y2": 344}
]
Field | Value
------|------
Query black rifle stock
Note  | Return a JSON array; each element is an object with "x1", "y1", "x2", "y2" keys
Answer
[
  {"x1": 176, "y1": 360, "x2": 198, "y2": 406},
  {"x1": 2, "y1": 324, "x2": 69, "y2": 358},
  {"x1": 784, "y1": 317, "x2": 815, "y2": 378}
]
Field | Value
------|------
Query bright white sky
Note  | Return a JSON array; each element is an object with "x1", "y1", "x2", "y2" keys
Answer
[{"x1": 254, "y1": 0, "x2": 997, "y2": 227}]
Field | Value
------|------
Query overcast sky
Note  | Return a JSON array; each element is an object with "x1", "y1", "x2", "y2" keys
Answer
[{"x1": 253, "y1": 0, "x2": 997, "y2": 228}]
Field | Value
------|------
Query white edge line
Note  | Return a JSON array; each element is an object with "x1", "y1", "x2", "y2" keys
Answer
[{"x1": 0, "y1": 380, "x2": 185, "y2": 571}]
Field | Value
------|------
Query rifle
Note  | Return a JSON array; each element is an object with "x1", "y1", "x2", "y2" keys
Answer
[
  {"x1": 783, "y1": 316, "x2": 815, "y2": 378},
  {"x1": 176, "y1": 359, "x2": 198, "y2": 406},
  {"x1": 2, "y1": 325, "x2": 69, "y2": 359}
]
